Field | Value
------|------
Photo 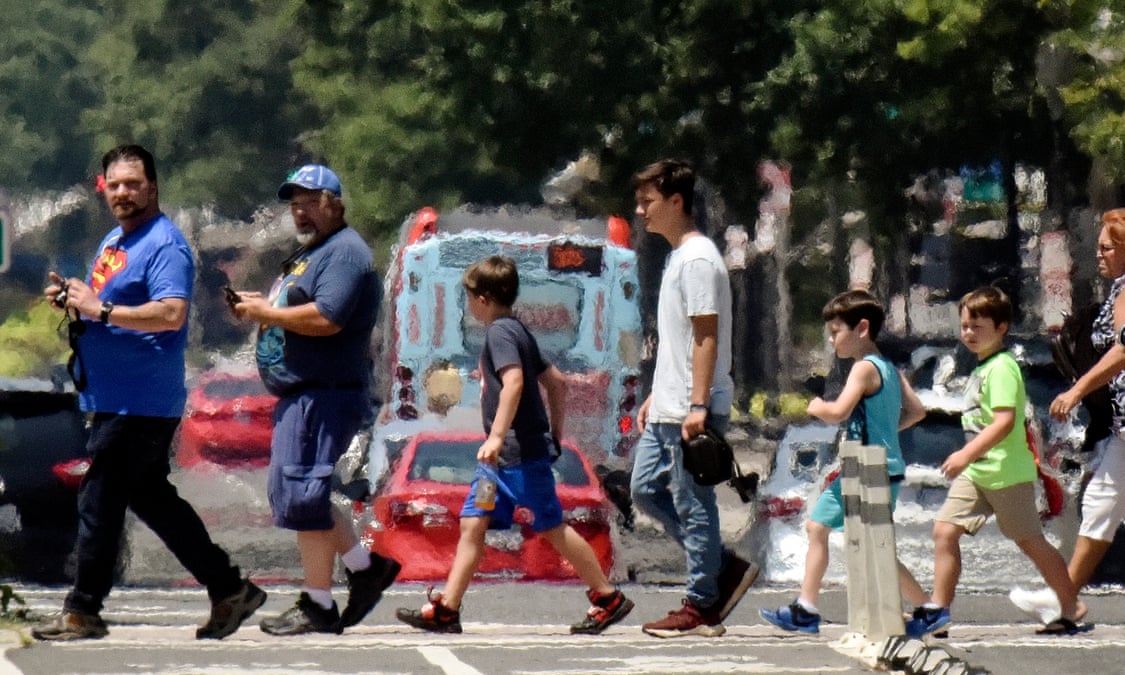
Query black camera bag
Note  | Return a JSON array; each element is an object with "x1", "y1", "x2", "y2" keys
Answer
[{"x1": 681, "y1": 427, "x2": 735, "y2": 486}]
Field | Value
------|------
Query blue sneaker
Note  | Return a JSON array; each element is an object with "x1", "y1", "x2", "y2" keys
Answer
[
  {"x1": 905, "y1": 606, "x2": 951, "y2": 638},
  {"x1": 760, "y1": 602, "x2": 820, "y2": 634}
]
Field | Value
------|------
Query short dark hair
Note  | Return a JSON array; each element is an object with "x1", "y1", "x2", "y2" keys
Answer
[
  {"x1": 822, "y1": 289, "x2": 885, "y2": 339},
  {"x1": 959, "y1": 286, "x2": 1012, "y2": 327},
  {"x1": 102, "y1": 144, "x2": 157, "y2": 182},
  {"x1": 632, "y1": 159, "x2": 695, "y2": 215},
  {"x1": 463, "y1": 255, "x2": 519, "y2": 307}
]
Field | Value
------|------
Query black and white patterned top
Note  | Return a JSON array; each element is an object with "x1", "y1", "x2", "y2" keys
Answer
[{"x1": 1092, "y1": 274, "x2": 1125, "y2": 431}]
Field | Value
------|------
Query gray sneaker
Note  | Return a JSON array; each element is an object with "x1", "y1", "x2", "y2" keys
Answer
[
  {"x1": 32, "y1": 611, "x2": 109, "y2": 641},
  {"x1": 197, "y1": 579, "x2": 267, "y2": 640},
  {"x1": 260, "y1": 592, "x2": 342, "y2": 636}
]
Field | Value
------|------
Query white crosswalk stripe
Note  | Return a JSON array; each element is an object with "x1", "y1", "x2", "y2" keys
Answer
[{"x1": 6, "y1": 586, "x2": 1125, "y2": 674}]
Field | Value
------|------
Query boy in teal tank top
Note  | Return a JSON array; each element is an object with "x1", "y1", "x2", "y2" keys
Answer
[{"x1": 762, "y1": 290, "x2": 929, "y2": 633}]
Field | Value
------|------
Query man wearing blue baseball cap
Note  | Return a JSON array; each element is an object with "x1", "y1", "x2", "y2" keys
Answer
[
  {"x1": 232, "y1": 164, "x2": 400, "y2": 635},
  {"x1": 277, "y1": 164, "x2": 343, "y2": 200}
]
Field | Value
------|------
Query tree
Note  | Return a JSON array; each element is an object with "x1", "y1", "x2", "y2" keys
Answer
[
  {"x1": 288, "y1": 0, "x2": 664, "y2": 233},
  {"x1": 1046, "y1": 2, "x2": 1125, "y2": 203},
  {"x1": 0, "y1": 1, "x2": 101, "y2": 188},
  {"x1": 78, "y1": 0, "x2": 317, "y2": 218}
]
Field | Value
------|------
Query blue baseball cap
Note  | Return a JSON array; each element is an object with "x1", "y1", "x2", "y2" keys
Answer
[{"x1": 278, "y1": 164, "x2": 342, "y2": 200}]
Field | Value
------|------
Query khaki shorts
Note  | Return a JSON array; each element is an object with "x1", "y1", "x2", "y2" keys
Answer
[{"x1": 935, "y1": 474, "x2": 1042, "y2": 542}]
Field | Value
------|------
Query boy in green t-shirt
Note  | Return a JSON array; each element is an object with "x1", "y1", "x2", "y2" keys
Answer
[{"x1": 907, "y1": 287, "x2": 1089, "y2": 637}]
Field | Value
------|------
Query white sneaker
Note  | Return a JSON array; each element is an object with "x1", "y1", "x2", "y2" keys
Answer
[{"x1": 1009, "y1": 586, "x2": 1060, "y2": 625}]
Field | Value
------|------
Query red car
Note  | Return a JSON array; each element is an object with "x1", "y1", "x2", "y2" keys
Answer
[
  {"x1": 359, "y1": 431, "x2": 614, "y2": 581},
  {"x1": 177, "y1": 371, "x2": 277, "y2": 469}
]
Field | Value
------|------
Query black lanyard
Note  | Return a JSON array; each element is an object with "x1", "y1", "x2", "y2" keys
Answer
[{"x1": 60, "y1": 309, "x2": 87, "y2": 392}]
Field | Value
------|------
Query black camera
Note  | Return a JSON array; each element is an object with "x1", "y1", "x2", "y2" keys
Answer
[{"x1": 53, "y1": 287, "x2": 69, "y2": 309}]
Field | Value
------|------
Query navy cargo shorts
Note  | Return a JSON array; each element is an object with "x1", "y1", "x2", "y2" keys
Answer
[{"x1": 268, "y1": 388, "x2": 369, "y2": 531}]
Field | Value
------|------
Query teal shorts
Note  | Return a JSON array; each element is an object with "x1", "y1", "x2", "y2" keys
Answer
[{"x1": 810, "y1": 474, "x2": 902, "y2": 530}]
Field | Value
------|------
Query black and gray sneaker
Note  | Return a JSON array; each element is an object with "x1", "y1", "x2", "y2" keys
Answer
[
  {"x1": 570, "y1": 588, "x2": 634, "y2": 634},
  {"x1": 197, "y1": 579, "x2": 267, "y2": 639},
  {"x1": 31, "y1": 611, "x2": 109, "y2": 641},
  {"x1": 395, "y1": 588, "x2": 463, "y2": 634},
  {"x1": 338, "y1": 553, "x2": 402, "y2": 629},
  {"x1": 260, "y1": 592, "x2": 342, "y2": 636}
]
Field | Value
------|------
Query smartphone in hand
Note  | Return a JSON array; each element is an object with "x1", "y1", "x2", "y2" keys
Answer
[{"x1": 223, "y1": 286, "x2": 241, "y2": 311}]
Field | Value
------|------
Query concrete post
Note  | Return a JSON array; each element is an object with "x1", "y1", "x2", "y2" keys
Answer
[{"x1": 839, "y1": 440, "x2": 905, "y2": 641}]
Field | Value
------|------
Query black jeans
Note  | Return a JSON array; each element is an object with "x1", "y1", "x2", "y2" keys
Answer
[{"x1": 65, "y1": 414, "x2": 241, "y2": 615}]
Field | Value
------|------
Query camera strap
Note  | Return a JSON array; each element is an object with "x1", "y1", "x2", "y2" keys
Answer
[{"x1": 63, "y1": 309, "x2": 88, "y2": 392}]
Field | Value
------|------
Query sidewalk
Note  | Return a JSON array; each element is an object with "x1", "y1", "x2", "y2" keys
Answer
[
  {"x1": 1, "y1": 625, "x2": 26, "y2": 675},
  {"x1": 0, "y1": 625, "x2": 24, "y2": 648}
]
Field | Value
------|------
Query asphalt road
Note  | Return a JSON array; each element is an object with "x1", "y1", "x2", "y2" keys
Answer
[{"x1": 4, "y1": 582, "x2": 1124, "y2": 674}]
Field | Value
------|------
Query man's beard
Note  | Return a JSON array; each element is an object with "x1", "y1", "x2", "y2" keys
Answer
[
  {"x1": 112, "y1": 201, "x2": 142, "y2": 219},
  {"x1": 296, "y1": 231, "x2": 315, "y2": 246}
]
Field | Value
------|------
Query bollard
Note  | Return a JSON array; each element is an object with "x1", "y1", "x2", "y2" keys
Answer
[{"x1": 839, "y1": 440, "x2": 905, "y2": 641}]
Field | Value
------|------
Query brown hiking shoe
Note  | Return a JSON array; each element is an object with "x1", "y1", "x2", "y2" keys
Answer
[
  {"x1": 32, "y1": 611, "x2": 109, "y2": 641},
  {"x1": 197, "y1": 579, "x2": 267, "y2": 639}
]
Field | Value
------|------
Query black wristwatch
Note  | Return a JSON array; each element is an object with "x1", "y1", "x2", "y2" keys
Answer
[
  {"x1": 99, "y1": 301, "x2": 114, "y2": 323},
  {"x1": 689, "y1": 403, "x2": 709, "y2": 413}
]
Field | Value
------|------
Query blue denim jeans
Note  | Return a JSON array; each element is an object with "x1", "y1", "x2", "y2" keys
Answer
[
  {"x1": 630, "y1": 416, "x2": 728, "y2": 609},
  {"x1": 65, "y1": 414, "x2": 241, "y2": 615}
]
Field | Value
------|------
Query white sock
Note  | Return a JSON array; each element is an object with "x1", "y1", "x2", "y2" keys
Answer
[
  {"x1": 796, "y1": 598, "x2": 819, "y2": 614},
  {"x1": 304, "y1": 588, "x2": 335, "y2": 610},
  {"x1": 342, "y1": 545, "x2": 372, "y2": 572}
]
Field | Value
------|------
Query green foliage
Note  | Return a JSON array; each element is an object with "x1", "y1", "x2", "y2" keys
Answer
[
  {"x1": 0, "y1": 0, "x2": 1121, "y2": 251},
  {"x1": 746, "y1": 390, "x2": 812, "y2": 420},
  {"x1": 286, "y1": 0, "x2": 665, "y2": 235},
  {"x1": 79, "y1": 0, "x2": 317, "y2": 218},
  {"x1": 1049, "y1": 4, "x2": 1125, "y2": 184},
  {"x1": 0, "y1": 584, "x2": 25, "y2": 617},
  {"x1": 0, "y1": 1, "x2": 101, "y2": 188},
  {"x1": 0, "y1": 302, "x2": 69, "y2": 378}
]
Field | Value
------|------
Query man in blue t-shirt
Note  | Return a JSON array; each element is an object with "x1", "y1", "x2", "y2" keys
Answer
[
  {"x1": 235, "y1": 164, "x2": 399, "y2": 635},
  {"x1": 35, "y1": 145, "x2": 265, "y2": 643}
]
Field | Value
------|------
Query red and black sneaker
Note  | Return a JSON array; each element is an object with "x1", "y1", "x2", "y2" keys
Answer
[
  {"x1": 570, "y1": 588, "x2": 635, "y2": 635},
  {"x1": 643, "y1": 599, "x2": 725, "y2": 638},
  {"x1": 395, "y1": 588, "x2": 462, "y2": 634}
]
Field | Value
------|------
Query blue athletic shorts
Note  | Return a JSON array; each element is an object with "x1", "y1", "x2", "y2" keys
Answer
[
  {"x1": 460, "y1": 458, "x2": 564, "y2": 532},
  {"x1": 810, "y1": 474, "x2": 901, "y2": 530},
  {"x1": 267, "y1": 389, "x2": 368, "y2": 531}
]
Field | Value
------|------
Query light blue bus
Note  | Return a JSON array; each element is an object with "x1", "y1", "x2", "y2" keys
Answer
[{"x1": 380, "y1": 205, "x2": 643, "y2": 464}]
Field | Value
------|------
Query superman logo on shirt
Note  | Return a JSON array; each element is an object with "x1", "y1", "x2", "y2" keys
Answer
[{"x1": 91, "y1": 246, "x2": 127, "y2": 292}]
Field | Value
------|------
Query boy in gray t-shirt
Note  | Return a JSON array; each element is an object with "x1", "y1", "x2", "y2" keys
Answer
[{"x1": 396, "y1": 255, "x2": 633, "y2": 635}]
